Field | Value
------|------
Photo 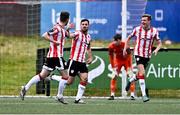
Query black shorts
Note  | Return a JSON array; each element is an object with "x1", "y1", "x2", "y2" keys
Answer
[
  {"x1": 67, "y1": 60, "x2": 88, "y2": 77},
  {"x1": 43, "y1": 57, "x2": 67, "y2": 71},
  {"x1": 135, "y1": 55, "x2": 150, "y2": 69}
]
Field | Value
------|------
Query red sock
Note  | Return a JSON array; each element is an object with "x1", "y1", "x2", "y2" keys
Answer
[
  {"x1": 110, "y1": 79, "x2": 116, "y2": 94},
  {"x1": 130, "y1": 82, "x2": 135, "y2": 92},
  {"x1": 80, "y1": 81, "x2": 87, "y2": 86}
]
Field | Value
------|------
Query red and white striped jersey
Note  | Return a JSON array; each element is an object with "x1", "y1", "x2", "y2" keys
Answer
[
  {"x1": 46, "y1": 24, "x2": 68, "y2": 58},
  {"x1": 70, "y1": 31, "x2": 91, "y2": 63},
  {"x1": 130, "y1": 26, "x2": 161, "y2": 58}
]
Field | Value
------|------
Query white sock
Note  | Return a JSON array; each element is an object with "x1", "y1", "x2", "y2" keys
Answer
[
  {"x1": 139, "y1": 79, "x2": 146, "y2": 96},
  {"x1": 75, "y1": 84, "x2": 86, "y2": 101},
  {"x1": 111, "y1": 92, "x2": 115, "y2": 96},
  {"x1": 57, "y1": 79, "x2": 67, "y2": 98},
  {"x1": 130, "y1": 92, "x2": 135, "y2": 97},
  {"x1": 25, "y1": 75, "x2": 40, "y2": 91},
  {"x1": 51, "y1": 75, "x2": 61, "y2": 82}
]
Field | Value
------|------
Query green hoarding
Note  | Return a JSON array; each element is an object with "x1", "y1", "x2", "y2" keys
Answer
[
  {"x1": 37, "y1": 48, "x2": 180, "y2": 96},
  {"x1": 146, "y1": 51, "x2": 180, "y2": 89},
  {"x1": 89, "y1": 49, "x2": 180, "y2": 89}
]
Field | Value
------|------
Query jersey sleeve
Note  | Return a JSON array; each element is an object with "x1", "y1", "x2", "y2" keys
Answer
[
  {"x1": 130, "y1": 27, "x2": 136, "y2": 37},
  {"x1": 154, "y1": 29, "x2": 161, "y2": 41}
]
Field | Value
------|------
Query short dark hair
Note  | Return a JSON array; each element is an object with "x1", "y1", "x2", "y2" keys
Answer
[
  {"x1": 81, "y1": 19, "x2": 89, "y2": 24},
  {"x1": 60, "y1": 11, "x2": 70, "y2": 22},
  {"x1": 113, "y1": 34, "x2": 122, "y2": 41},
  {"x1": 142, "y1": 14, "x2": 152, "y2": 21}
]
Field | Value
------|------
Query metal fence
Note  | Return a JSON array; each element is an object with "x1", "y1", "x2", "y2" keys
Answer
[{"x1": 0, "y1": 1, "x2": 40, "y2": 36}]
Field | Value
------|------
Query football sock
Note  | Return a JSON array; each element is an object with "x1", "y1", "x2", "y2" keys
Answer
[
  {"x1": 110, "y1": 79, "x2": 116, "y2": 96},
  {"x1": 75, "y1": 84, "x2": 86, "y2": 100},
  {"x1": 130, "y1": 82, "x2": 135, "y2": 94},
  {"x1": 57, "y1": 78, "x2": 67, "y2": 98},
  {"x1": 139, "y1": 79, "x2": 146, "y2": 96},
  {"x1": 130, "y1": 92, "x2": 135, "y2": 97},
  {"x1": 25, "y1": 75, "x2": 40, "y2": 91}
]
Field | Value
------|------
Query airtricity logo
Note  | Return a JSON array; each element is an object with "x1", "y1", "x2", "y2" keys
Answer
[{"x1": 147, "y1": 63, "x2": 180, "y2": 78}]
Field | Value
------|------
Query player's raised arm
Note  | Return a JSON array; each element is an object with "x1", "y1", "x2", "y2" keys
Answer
[{"x1": 65, "y1": 23, "x2": 75, "y2": 38}]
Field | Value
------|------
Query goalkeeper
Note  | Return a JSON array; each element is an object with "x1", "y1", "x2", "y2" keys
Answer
[{"x1": 108, "y1": 34, "x2": 135, "y2": 100}]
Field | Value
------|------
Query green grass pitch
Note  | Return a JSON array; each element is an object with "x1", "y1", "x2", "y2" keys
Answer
[{"x1": 0, "y1": 97, "x2": 180, "y2": 114}]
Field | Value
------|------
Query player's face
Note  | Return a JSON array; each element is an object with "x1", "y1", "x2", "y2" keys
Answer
[
  {"x1": 81, "y1": 21, "x2": 89, "y2": 33},
  {"x1": 141, "y1": 17, "x2": 150, "y2": 29},
  {"x1": 114, "y1": 39, "x2": 120, "y2": 46},
  {"x1": 64, "y1": 18, "x2": 69, "y2": 26}
]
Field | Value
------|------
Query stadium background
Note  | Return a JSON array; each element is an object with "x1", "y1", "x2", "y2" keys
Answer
[{"x1": 0, "y1": 0, "x2": 180, "y2": 98}]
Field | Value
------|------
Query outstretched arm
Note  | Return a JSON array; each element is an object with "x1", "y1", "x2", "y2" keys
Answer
[
  {"x1": 65, "y1": 23, "x2": 75, "y2": 38},
  {"x1": 123, "y1": 35, "x2": 132, "y2": 56}
]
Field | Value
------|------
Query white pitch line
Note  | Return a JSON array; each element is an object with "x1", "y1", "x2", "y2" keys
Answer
[{"x1": 0, "y1": 95, "x2": 142, "y2": 100}]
